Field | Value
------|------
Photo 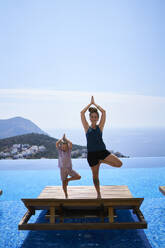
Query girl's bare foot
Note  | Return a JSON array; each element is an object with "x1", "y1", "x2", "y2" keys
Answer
[
  {"x1": 63, "y1": 179, "x2": 69, "y2": 198},
  {"x1": 64, "y1": 178, "x2": 69, "y2": 187}
]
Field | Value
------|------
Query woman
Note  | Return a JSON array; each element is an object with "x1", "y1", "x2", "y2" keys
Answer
[{"x1": 80, "y1": 96, "x2": 123, "y2": 198}]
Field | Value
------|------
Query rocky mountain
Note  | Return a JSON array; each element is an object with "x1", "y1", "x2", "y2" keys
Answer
[
  {"x1": 0, "y1": 117, "x2": 47, "y2": 139},
  {"x1": 0, "y1": 133, "x2": 86, "y2": 159}
]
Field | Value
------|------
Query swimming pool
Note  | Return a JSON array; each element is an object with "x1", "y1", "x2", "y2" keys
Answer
[{"x1": 0, "y1": 157, "x2": 165, "y2": 248}]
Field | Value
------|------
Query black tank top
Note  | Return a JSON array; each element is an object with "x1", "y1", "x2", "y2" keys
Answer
[{"x1": 86, "y1": 125, "x2": 106, "y2": 152}]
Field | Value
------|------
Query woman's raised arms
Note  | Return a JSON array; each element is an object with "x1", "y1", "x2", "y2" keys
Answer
[
  {"x1": 80, "y1": 96, "x2": 106, "y2": 133},
  {"x1": 92, "y1": 96, "x2": 106, "y2": 132},
  {"x1": 80, "y1": 98, "x2": 93, "y2": 133},
  {"x1": 80, "y1": 104, "x2": 91, "y2": 133}
]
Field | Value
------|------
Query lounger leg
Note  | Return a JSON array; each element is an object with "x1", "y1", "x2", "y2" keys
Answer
[
  {"x1": 59, "y1": 204, "x2": 64, "y2": 223},
  {"x1": 108, "y1": 207, "x2": 114, "y2": 223},
  {"x1": 99, "y1": 204, "x2": 105, "y2": 222},
  {"x1": 19, "y1": 210, "x2": 32, "y2": 226},
  {"x1": 28, "y1": 207, "x2": 35, "y2": 215},
  {"x1": 50, "y1": 207, "x2": 55, "y2": 223},
  {"x1": 133, "y1": 207, "x2": 146, "y2": 222}
]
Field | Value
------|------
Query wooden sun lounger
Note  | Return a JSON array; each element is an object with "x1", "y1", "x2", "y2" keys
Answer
[
  {"x1": 18, "y1": 185, "x2": 147, "y2": 230},
  {"x1": 159, "y1": 186, "x2": 165, "y2": 196}
]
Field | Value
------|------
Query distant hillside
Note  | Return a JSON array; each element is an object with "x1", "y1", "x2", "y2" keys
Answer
[
  {"x1": 0, "y1": 133, "x2": 86, "y2": 159},
  {"x1": 0, "y1": 117, "x2": 47, "y2": 139}
]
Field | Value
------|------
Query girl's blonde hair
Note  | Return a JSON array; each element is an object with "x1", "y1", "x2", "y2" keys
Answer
[{"x1": 60, "y1": 139, "x2": 68, "y2": 145}]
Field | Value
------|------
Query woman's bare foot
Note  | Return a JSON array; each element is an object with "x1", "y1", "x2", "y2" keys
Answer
[{"x1": 97, "y1": 193, "x2": 101, "y2": 199}]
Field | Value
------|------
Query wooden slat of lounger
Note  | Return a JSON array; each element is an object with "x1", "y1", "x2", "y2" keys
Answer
[
  {"x1": 22, "y1": 185, "x2": 140, "y2": 209},
  {"x1": 19, "y1": 221, "x2": 147, "y2": 230},
  {"x1": 38, "y1": 186, "x2": 133, "y2": 199},
  {"x1": 21, "y1": 186, "x2": 143, "y2": 211},
  {"x1": 39, "y1": 193, "x2": 132, "y2": 198},
  {"x1": 42, "y1": 186, "x2": 132, "y2": 190},
  {"x1": 22, "y1": 198, "x2": 143, "y2": 209},
  {"x1": 43, "y1": 185, "x2": 131, "y2": 190},
  {"x1": 159, "y1": 186, "x2": 165, "y2": 196}
]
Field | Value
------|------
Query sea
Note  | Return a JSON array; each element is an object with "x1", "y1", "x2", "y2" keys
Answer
[{"x1": 45, "y1": 127, "x2": 165, "y2": 157}]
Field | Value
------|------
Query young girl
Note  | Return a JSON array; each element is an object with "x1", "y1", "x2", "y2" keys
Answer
[
  {"x1": 80, "y1": 96, "x2": 123, "y2": 198},
  {"x1": 56, "y1": 134, "x2": 81, "y2": 198}
]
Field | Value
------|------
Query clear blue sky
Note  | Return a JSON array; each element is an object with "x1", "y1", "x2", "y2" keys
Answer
[
  {"x1": 0, "y1": 0, "x2": 165, "y2": 96},
  {"x1": 0, "y1": 1, "x2": 165, "y2": 129}
]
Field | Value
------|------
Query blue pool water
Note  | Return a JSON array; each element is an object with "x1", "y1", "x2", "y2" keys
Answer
[{"x1": 0, "y1": 157, "x2": 165, "y2": 248}]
